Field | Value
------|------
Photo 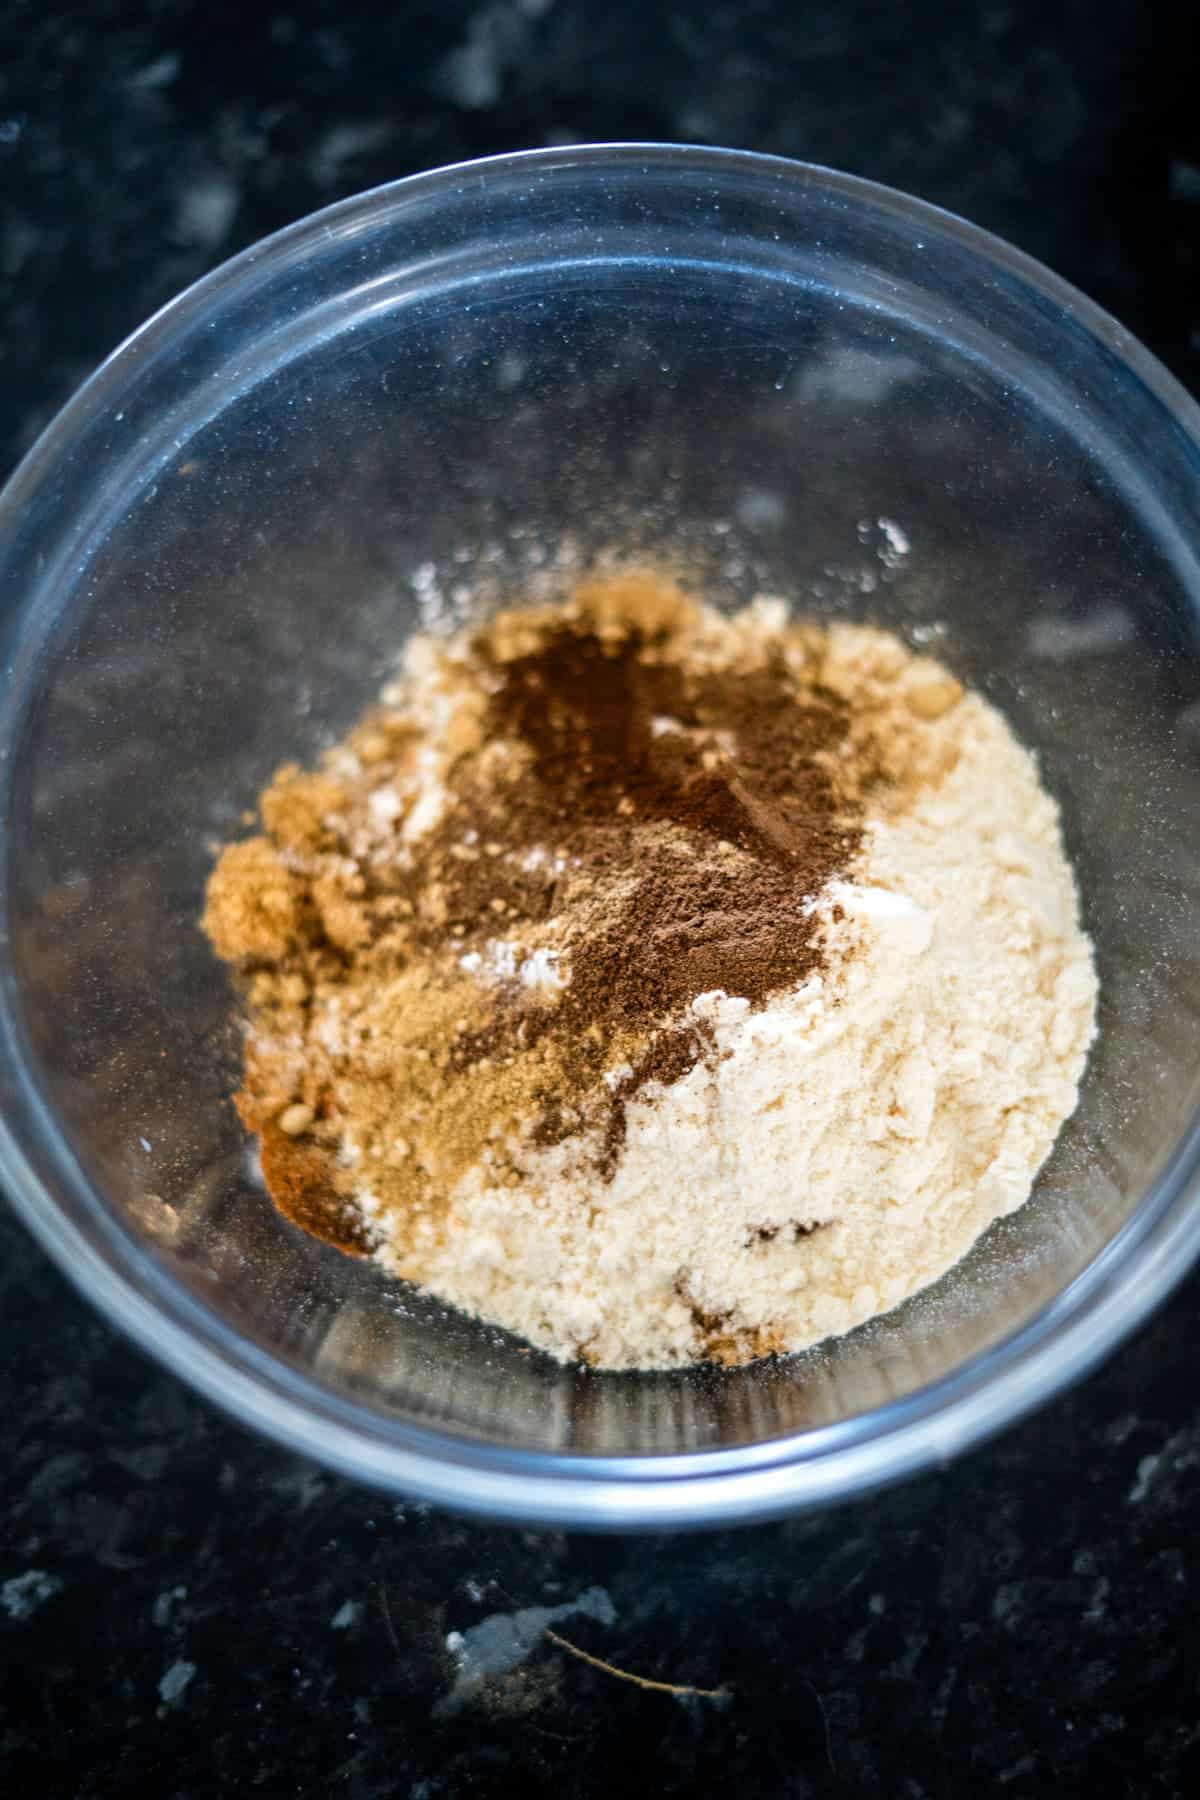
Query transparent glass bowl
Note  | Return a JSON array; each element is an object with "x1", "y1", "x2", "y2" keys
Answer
[{"x1": 2, "y1": 145, "x2": 1199, "y2": 1529}]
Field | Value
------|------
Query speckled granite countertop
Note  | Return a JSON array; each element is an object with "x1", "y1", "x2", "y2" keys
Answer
[{"x1": 2, "y1": 3, "x2": 1199, "y2": 1794}]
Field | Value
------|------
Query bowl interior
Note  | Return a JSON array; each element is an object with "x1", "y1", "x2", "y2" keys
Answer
[{"x1": 3, "y1": 152, "x2": 1200, "y2": 1466}]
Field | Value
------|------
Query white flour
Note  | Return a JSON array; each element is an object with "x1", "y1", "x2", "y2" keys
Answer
[{"x1": 371, "y1": 625, "x2": 1098, "y2": 1367}]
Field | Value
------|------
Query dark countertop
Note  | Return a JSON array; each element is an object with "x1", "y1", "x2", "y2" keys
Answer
[{"x1": 2, "y1": 3, "x2": 1199, "y2": 1794}]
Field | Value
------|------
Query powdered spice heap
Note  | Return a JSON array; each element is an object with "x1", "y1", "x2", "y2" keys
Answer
[
  {"x1": 203, "y1": 573, "x2": 866, "y2": 1257},
  {"x1": 484, "y1": 627, "x2": 857, "y2": 1006},
  {"x1": 448, "y1": 586, "x2": 863, "y2": 1159}
]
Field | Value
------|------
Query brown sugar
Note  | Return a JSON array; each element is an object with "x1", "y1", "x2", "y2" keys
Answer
[{"x1": 203, "y1": 837, "x2": 302, "y2": 963}]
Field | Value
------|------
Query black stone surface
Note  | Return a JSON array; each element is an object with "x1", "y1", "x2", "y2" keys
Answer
[{"x1": 2, "y1": 3, "x2": 1199, "y2": 1794}]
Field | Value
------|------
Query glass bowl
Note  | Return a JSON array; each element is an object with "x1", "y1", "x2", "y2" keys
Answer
[{"x1": 2, "y1": 145, "x2": 1199, "y2": 1530}]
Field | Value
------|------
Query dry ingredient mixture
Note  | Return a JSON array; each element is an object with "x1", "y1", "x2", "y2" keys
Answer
[{"x1": 204, "y1": 570, "x2": 1098, "y2": 1369}]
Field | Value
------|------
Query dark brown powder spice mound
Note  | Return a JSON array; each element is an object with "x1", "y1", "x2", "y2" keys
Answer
[{"x1": 441, "y1": 618, "x2": 861, "y2": 1142}]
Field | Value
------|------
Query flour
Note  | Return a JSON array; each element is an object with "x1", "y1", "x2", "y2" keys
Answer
[
  {"x1": 206, "y1": 582, "x2": 1098, "y2": 1370},
  {"x1": 370, "y1": 624, "x2": 1098, "y2": 1367}
]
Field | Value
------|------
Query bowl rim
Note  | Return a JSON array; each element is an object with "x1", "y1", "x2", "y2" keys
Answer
[{"x1": 3, "y1": 141, "x2": 1200, "y2": 1530}]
